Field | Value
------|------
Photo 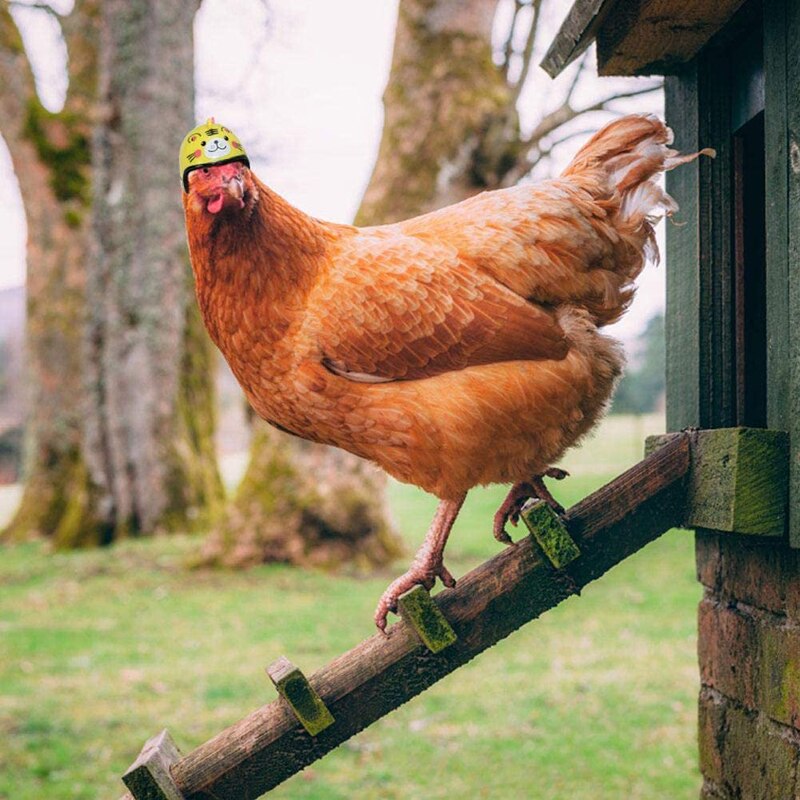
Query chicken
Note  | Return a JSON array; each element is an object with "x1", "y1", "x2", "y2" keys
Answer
[{"x1": 181, "y1": 114, "x2": 712, "y2": 631}]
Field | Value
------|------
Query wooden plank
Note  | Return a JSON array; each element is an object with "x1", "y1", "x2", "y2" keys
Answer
[
  {"x1": 520, "y1": 500, "x2": 581, "y2": 568},
  {"x1": 539, "y1": 0, "x2": 610, "y2": 78},
  {"x1": 646, "y1": 428, "x2": 788, "y2": 535},
  {"x1": 785, "y1": 0, "x2": 800, "y2": 548},
  {"x1": 764, "y1": 0, "x2": 789, "y2": 433},
  {"x1": 266, "y1": 657, "x2": 334, "y2": 737},
  {"x1": 697, "y1": 44, "x2": 737, "y2": 430},
  {"x1": 122, "y1": 729, "x2": 184, "y2": 800},
  {"x1": 397, "y1": 586, "x2": 457, "y2": 654},
  {"x1": 114, "y1": 435, "x2": 689, "y2": 800},
  {"x1": 665, "y1": 68, "x2": 702, "y2": 432},
  {"x1": 595, "y1": 0, "x2": 748, "y2": 76}
]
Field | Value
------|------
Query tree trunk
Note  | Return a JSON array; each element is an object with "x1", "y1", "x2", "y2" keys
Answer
[
  {"x1": 2, "y1": 0, "x2": 222, "y2": 546},
  {"x1": 0, "y1": 1, "x2": 101, "y2": 545},
  {"x1": 356, "y1": 0, "x2": 514, "y2": 224},
  {"x1": 83, "y1": 0, "x2": 222, "y2": 540}
]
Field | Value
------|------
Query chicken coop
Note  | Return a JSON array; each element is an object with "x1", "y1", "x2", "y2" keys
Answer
[
  {"x1": 543, "y1": 0, "x2": 800, "y2": 796},
  {"x1": 116, "y1": 2, "x2": 799, "y2": 798}
]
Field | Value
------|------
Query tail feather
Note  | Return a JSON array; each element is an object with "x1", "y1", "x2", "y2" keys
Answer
[
  {"x1": 564, "y1": 113, "x2": 714, "y2": 231},
  {"x1": 557, "y1": 114, "x2": 713, "y2": 327}
]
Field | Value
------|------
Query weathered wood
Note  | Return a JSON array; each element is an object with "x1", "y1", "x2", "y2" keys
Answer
[
  {"x1": 266, "y1": 657, "x2": 334, "y2": 737},
  {"x1": 665, "y1": 67, "x2": 702, "y2": 432},
  {"x1": 122, "y1": 729, "x2": 184, "y2": 800},
  {"x1": 596, "y1": 0, "x2": 748, "y2": 76},
  {"x1": 539, "y1": 0, "x2": 608, "y2": 78},
  {"x1": 785, "y1": 0, "x2": 800, "y2": 549},
  {"x1": 397, "y1": 586, "x2": 457, "y2": 654},
  {"x1": 698, "y1": 43, "x2": 737, "y2": 430},
  {"x1": 764, "y1": 0, "x2": 789, "y2": 434},
  {"x1": 543, "y1": 0, "x2": 747, "y2": 77},
  {"x1": 113, "y1": 434, "x2": 689, "y2": 800},
  {"x1": 646, "y1": 428, "x2": 788, "y2": 535},
  {"x1": 520, "y1": 500, "x2": 581, "y2": 568}
]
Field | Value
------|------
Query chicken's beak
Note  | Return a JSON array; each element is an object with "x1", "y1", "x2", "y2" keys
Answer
[
  {"x1": 206, "y1": 173, "x2": 246, "y2": 214},
  {"x1": 227, "y1": 175, "x2": 244, "y2": 202}
]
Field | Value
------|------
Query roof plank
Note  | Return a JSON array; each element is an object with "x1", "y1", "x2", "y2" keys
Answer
[
  {"x1": 543, "y1": 0, "x2": 748, "y2": 77},
  {"x1": 540, "y1": 0, "x2": 610, "y2": 78}
]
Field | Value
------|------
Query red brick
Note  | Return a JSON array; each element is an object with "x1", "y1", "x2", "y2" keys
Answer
[
  {"x1": 759, "y1": 624, "x2": 800, "y2": 729},
  {"x1": 719, "y1": 703, "x2": 799, "y2": 799},
  {"x1": 716, "y1": 538, "x2": 799, "y2": 615},
  {"x1": 698, "y1": 692, "x2": 800, "y2": 799},
  {"x1": 698, "y1": 599, "x2": 759, "y2": 707},
  {"x1": 696, "y1": 532, "x2": 721, "y2": 590},
  {"x1": 698, "y1": 688, "x2": 726, "y2": 784}
]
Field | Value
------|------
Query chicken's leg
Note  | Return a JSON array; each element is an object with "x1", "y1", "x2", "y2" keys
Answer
[
  {"x1": 374, "y1": 494, "x2": 466, "y2": 633},
  {"x1": 493, "y1": 468, "x2": 569, "y2": 543}
]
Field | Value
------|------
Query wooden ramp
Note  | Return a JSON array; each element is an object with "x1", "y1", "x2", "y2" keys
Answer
[{"x1": 118, "y1": 433, "x2": 691, "y2": 800}]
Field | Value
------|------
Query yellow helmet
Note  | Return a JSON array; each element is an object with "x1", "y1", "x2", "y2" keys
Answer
[{"x1": 179, "y1": 118, "x2": 250, "y2": 192}]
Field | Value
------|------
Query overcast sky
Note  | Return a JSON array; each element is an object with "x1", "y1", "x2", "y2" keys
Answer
[{"x1": 0, "y1": 0, "x2": 665, "y2": 347}]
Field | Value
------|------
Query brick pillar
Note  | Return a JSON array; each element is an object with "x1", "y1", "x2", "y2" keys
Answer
[{"x1": 696, "y1": 532, "x2": 800, "y2": 798}]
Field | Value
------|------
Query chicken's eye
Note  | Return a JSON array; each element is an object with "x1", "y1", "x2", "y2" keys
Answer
[{"x1": 202, "y1": 167, "x2": 210, "y2": 174}]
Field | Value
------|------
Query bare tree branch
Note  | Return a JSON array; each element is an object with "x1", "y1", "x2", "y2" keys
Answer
[
  {"x1": 7, "y1": 1, "x2": 62, "y2": 18},
  {"x1": 510, "y1": 0, "x2": 541, "y2": 104},
  {"x1": 501, "y1": 0, "x2": 523, "y2": 80},
  {"x1": 500, "y1": 82, "x2": 662, "y2": 187},
  {"x1": 580, "y1": 83, "x2": 662, "y2": 114},
  {"x1": 564, "y1": 49, "x2": 591, "y2": 106}
]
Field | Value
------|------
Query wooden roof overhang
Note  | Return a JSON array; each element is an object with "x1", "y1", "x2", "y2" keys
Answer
[{"x1": 541, "y1": 0, "x2": 749, "y2": 77}]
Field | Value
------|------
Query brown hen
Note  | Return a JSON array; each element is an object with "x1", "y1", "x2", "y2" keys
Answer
[{"x1": 182, "y1": 114, "x2": 711, "y2": 631}]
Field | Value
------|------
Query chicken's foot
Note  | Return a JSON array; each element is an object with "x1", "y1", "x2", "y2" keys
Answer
[
  {"x1": 374, "y1": 494, "x2": 466, "y2": 634},
  {"x1": 493, "y1": 468, "x2": 569, "y2": 543}
]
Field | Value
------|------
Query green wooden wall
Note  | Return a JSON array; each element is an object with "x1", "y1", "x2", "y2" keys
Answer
[{"x1": 665, "y1": 0, "x2": 798, "y2": 547}]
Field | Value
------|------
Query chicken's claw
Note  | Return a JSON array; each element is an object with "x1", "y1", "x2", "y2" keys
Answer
[
  {"x1": 494, "y1": 471, "x2": 568, "y2": 542},
  {"x1": 493, "y1": 481, "x2": 535, "y2": 543},
  {"x1": 374, "y1": 562, "x2": 455, "y2": 634}
]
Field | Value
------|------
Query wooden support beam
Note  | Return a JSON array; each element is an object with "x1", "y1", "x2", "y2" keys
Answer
[
  {"x1": 118, "y1": 434, "x2": 689, "y2": 800},
  {"x1": 397, "y1": 586, "x2": 457, "y2": 654},
  {"x1": 520, "y1": 500, "x2": 581, "y2": 568},
  {"x1": 266, "y1": 657, "x2": 334, "y2": 736},
  {"x1": 122, "y1": 729, "x2": 184, "y2": 800},
  {"x1": 646, "y1": 428, "x2": 788, "y2": 535}
]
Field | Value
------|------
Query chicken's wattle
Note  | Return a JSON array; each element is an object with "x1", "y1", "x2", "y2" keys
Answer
[{"x1": 207, "y1": 193, "x2": 224, "y2": 214}]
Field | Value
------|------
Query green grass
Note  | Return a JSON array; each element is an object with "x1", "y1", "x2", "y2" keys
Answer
[{"x1": 0, "y1": 414, "x2": 702, "y2": 799}]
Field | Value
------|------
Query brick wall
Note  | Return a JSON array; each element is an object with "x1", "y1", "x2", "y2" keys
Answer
[{"x1": 696, "y1": 532, "x2": 800, "y2": 798}]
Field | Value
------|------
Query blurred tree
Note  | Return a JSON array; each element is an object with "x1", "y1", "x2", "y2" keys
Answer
[
  {"x1": 611, "y1": 312, "x2": 666, "y2": 414},
  {"x1": 193, "y1": 0, "x2": 662, "y2": 569},
  {"x1": 82, "y1": 0, "x2": 222, "y2": 541},
  {"x1": 360, "y1": 0, "x2": 661, "y2": 221},
  {"x1": 0, "y1": 0, "x2": 98, "y2": 544},
  {"x1": 1, "y1": 0, "x2": 222, "y2": 545}
]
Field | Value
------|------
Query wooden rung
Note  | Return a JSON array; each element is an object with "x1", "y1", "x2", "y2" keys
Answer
[
  {"x1": 646, "y1": 428, "x2": 788, "y2": 536},
  {"x1": 397, "y1": 585, "x2": 457, "y2": 653},
  {"x1": 520, "y1": 499, "x2": 581, "y2": 568},
  {"x1": 122, "y1": 729, "x2": 184, "y2": 800},
  {"x1": 266, "y1": 656, "x2": 335, "y2": 736}
]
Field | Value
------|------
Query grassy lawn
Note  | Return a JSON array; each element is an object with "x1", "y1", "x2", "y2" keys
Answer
[{"x1": 0, "y1": 414, "x2": 702, "y2": 799}]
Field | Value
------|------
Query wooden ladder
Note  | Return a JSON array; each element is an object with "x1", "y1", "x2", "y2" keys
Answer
[{"x1": 121, "y1": 428, "x2": 782, "y2": 800}]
